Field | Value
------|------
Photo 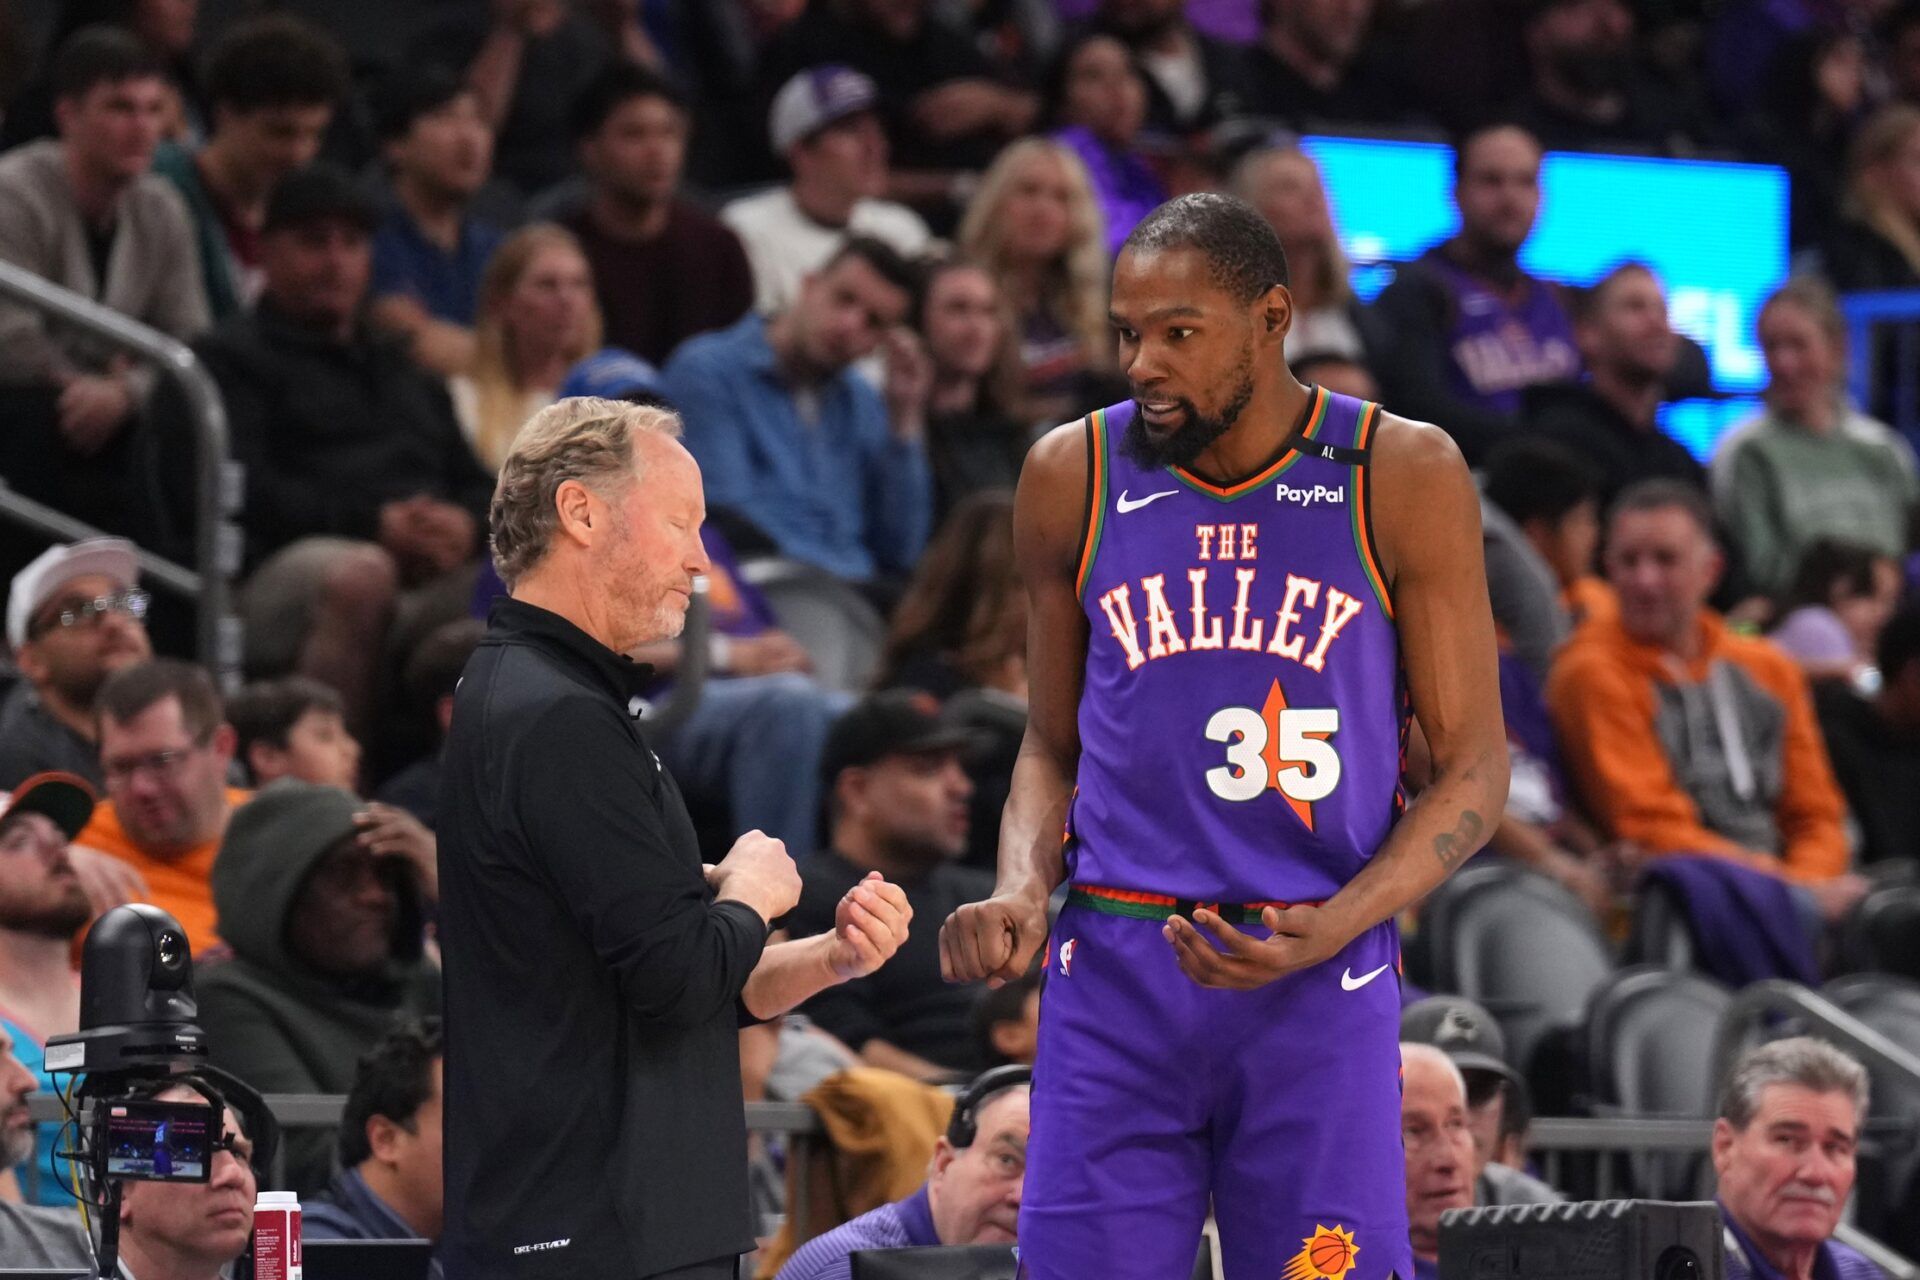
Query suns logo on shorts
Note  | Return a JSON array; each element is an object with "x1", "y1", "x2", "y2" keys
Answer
[{"x1": 1282, "y1": 1224, "x2": 1358, "y2": 1280}]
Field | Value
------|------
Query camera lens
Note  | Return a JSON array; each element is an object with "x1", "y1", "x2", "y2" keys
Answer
[
  {"x1": 1653, "y1": 1247, "x2": 1702, "y2": 1280},
  {"x1": 155, "y1": 930, "x2": 184, "y2": 970}
]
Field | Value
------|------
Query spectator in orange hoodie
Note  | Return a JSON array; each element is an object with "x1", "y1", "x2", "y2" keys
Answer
[{"x1": 1545, "y1": 479, "x2": 1866, "y2": 922}]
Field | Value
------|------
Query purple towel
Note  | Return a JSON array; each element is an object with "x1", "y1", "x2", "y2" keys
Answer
[{"x1": 1640, "y1": 856, "x2": 1821, "y2": 987}]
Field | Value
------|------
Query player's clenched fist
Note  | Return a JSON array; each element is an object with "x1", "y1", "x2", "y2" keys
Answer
[
  {"x1": 828, "y1": 870, "x2": 913, "y2": 979},
  {"x1": 941, "y1": 889, "x2": 1049, "y2": 987}
]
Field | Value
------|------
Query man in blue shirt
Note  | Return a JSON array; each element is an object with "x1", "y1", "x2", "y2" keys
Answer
[
  {"x1": 367, "y1": 67, "x2": 503, "y2": 378},
  {"x1": 305, "y1": 1018, "x2": 445, "y2": 1280},
  {"x1": 776, "y1": 1066, "x2": 1028, "y2": 1280},
  {"x1": 665, "y1": 236, "x2": 934, "y2": 585},
  {"x1": 1714, "y1": 1038, "x2": 1886, "y2": 1280}
]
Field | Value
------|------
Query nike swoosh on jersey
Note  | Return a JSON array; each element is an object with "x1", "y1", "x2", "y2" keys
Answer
[
  {"x1": 1341, "y1": 962, "x2": 1392, "y2": 991},
  {"x1": 1116, "y1": 488, "x2": 1179, "y2": 514}
]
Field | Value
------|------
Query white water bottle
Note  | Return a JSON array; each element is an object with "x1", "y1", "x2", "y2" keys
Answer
[{"x1": 254, "y1": 1189, "x2": 302, "y2": 1280}]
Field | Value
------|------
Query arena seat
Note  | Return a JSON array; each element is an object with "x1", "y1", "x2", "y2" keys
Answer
[
  {"x1": 1621, "y1": 876, "x2": 1696, "y2": 972},
  {"x1": 1584, "y1": 965, "x2": 1731, "y2": 1199},
  {"x1": 1421, "y1": 858, "x2": 1615, "y2": 1081},
  {"x1": 1838, "y1": 880, "x2": 1920, "y2": 984},
  {"x1": 738, "y1": 556, "x2": 887, "y2": 693}
]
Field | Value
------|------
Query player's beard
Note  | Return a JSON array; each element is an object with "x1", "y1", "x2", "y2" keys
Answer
[{"x1": 1121, "y1": 350, "x2": 1256, "y2": 471}]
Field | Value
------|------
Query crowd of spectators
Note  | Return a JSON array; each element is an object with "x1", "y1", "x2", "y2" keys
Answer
[{"x1": 2, "y1": 0, "x2": 1920, "y2": 1272}]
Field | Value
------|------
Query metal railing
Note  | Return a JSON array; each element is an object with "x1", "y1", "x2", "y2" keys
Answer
[
  {"x1": 1711, "y1": 979, "x2": 1920, "y2": 1091},
  {"x1": 0, "y1": 260, "x2": 240, "y2": 686},
  {"x1": 1841, "y1": 288, "x2": 1920, "y2": 440}
]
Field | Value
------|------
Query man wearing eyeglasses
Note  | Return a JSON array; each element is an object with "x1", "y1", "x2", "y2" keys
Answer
[
  {"x1": 74, "y1": 659, "x2": 248, "y2": 953},
  {"x1": 0, "y1": 538, "x2": 153, "y2": 792},
  {"x1": 0, "y1": 1060, "x2": 261, "y2": 1280}
]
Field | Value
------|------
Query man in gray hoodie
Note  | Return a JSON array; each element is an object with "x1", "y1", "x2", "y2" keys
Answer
[{"x1": 196, "y1": 779, "x2": 439, "y2": 1195}]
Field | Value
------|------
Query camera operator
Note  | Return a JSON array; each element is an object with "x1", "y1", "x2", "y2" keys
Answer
[
  {"x1": 0, "y1": 1067, "x2": 256, "y2": 1278},
  {"x1": 113, "y1": 1083, "x2": 257, "y2": 1280}
]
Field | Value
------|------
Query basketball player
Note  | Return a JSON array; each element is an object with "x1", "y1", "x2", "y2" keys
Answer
[{"x1": 940, "y1": 194, "x2": 1510, "y2": 1280}]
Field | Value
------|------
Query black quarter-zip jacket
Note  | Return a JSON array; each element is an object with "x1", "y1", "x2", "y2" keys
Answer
[{"x1": 438, "y1": 597, "x2": 768, "y2": 1278}]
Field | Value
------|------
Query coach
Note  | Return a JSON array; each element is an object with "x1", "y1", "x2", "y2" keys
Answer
[{"x1": 438, "y1": 397, "x2": 912, "y2": 1279}]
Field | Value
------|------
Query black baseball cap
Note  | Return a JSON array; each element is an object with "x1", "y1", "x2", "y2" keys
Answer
[
  {"x1": 264, "y1": 164, "x2": 381, "y2": 235},
  {"x1": 820, "y1": 691, "x2": 980, "y2": 784},
  {"x1": 0, "y1": 772, "x2": 97, "y2": 840},
  {"x1": 1401, "y1": 995, "x2": 1523, "y2": 1091}
]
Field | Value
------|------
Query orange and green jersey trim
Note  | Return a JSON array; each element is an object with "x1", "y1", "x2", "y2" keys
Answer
[
  {"x1": 1067, "y1": 883, "x2": 1327, "y2": 925},
  {"x1": 1349, "y1": 400, "x2": 1393, "y2": 618},
  {"x1": 1168, "y1": 385, "x2": 1328, "y2": 502},
  {"x1": 1074, "y1": 409, "x2": 1110, "y2": 599}
]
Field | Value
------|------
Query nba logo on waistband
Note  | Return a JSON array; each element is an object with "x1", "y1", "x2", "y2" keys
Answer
[{"x1": 1058, "y1": 938, "x2": 1076, "y2": 977}]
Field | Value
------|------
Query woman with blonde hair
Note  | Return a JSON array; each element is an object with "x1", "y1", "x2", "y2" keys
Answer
[
  {"x1": 1231, "y1": 143, "x2": 1378, "y2": 393},
  {"x1": 957, "y1": 137, "x2": 1120, "y2": 426},
  {"x1": 1711, "y1": 276, "x2": 1917, "y2": 596},
  {"x1": 452, "y1": 223, "x2": 603, "y2": 469},
  {"x1": 1827, "y1": 103, "x2": 1920, "y2": 290}
]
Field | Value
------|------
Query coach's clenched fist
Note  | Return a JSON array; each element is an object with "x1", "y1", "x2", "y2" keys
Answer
[
  {"x1": 827, "y1": 870, "x2": 913, "y2": 979},
  {"x1": 706, "y1": 829, "x2": 802, "y2": 924}
]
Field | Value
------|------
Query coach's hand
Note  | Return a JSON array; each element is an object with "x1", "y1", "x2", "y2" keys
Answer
[
  {"x1": 1164, "y1": 903, "x2": 1351, "y2": 990},
  {"x1": 708, "y1": 830, "x2": 802, "y2": 924},
  {"x1": 941, "y1": 888, "x2": 1049, "y2": 988},
  {"x1": 827, "y1": 871, "x2": 912, "y2": 979}
]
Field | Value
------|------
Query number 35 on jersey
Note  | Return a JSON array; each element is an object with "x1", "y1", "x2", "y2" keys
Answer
[{"x1": 1205, "y1": 680, "x2": 1340, "y2": 831}]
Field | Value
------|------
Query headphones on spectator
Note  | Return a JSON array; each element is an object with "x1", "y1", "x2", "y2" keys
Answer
[{"x1": 946, "y1": 1064, "x2": 1032, "y2": 1148}]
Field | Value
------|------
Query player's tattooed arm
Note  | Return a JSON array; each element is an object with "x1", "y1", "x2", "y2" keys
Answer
[
  {"x1": 1431, "y1": 808, "x2": 1487, "y2": 871},
  {"x1": 1314, "y1": 415, "x2": 1509, "y2": 934}
]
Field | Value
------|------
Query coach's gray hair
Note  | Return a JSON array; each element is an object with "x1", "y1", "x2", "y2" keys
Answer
[
  {"x1": 1717, "y1": 1037, "x2": 1870, "y2": 1129},
  {"x1": 488, "y1": 396, "x2": 682, "y2": 587}
]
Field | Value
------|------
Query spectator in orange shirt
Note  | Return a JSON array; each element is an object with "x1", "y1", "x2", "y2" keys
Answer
[
  {"x1": 1545, "y1": 480, "x2": 1865, "y2": 920},
  {"x1": 74, "y1": 659, "x2": 248, "y2": 952}
]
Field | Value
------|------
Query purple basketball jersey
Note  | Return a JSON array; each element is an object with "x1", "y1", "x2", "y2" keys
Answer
[
  {"x1": 1069, "y1": 388, "x2": 1405, "y2": 905},
  {"x1": 1421, "y1": 247, "x2": 1580, "y2": 415}
]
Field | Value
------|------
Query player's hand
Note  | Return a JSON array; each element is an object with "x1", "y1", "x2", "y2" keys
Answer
[
  {"x1": 941, "y1": 888, "x2": 1048, "y2": 987},
  {"x1": 826, "y1": 870, "x2": 912, "y2": 979},
  {"x1": 1163, "y1": 903, "x2": 1352, "y2": 990}
]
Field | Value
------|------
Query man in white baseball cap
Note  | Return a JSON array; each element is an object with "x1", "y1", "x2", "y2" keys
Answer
[
  {"x1": 721, "y1": 64, "x2": 930, "y2": 316},
  {"x1": 0, "y1": 538, "x2": 151, "y2": 791}
]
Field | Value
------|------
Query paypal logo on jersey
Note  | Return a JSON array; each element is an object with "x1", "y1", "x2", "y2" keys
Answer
[{"x1": 1275, "y1": 482, "x2": 1346, "y2": 506}]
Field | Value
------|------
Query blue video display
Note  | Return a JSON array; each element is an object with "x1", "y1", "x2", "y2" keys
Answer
[{"x1": 1299, "y1": 135, "x2": 1789, "y2": 456}]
